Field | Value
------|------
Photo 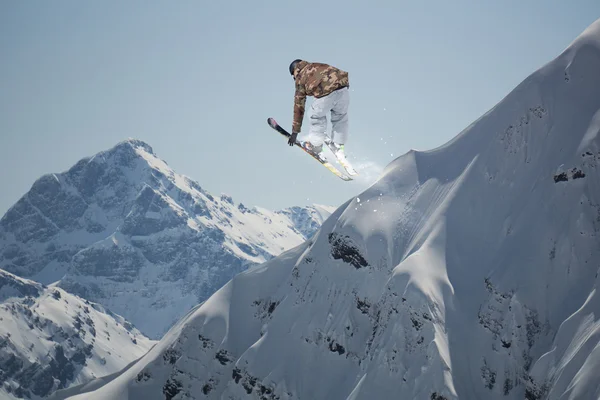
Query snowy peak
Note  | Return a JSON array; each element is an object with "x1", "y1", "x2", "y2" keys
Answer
[
  {"x1": 0, "y1": 269, "x2": 154, "y2": 399},
  {"x1": 60, "y1": 18, "x2": 600, "y2": 399},
  {"x1": 565, "y1": 17, "x2": 600, "y2": 50},
  {"x1": 78, "y1": 138, "x2": 156, "y2": 170},
  {"x1": 0, "y1": 139, "x2": 332, "y2": 339},
  {"x1": 113, "y1": 138, "x2": 155, "y2": 155}
]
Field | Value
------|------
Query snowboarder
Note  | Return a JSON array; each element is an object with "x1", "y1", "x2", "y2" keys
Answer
[{"x1": 287, "y1": 59, "x2": 350, "y2": 162}]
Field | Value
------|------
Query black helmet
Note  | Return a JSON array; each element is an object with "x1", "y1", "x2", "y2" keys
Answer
[{"x1": 289, "y1": 59, "x2": 302, "y2": 76}]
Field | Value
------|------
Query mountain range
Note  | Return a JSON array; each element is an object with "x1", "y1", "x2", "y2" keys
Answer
[
  {"x1": 0, "y1": 140, "x2": 333, "y2": 339},
  {"x1": 54, "y1": 17, "x2": 600, "y2": 400}
]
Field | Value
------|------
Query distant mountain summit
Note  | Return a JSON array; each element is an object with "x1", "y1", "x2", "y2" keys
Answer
[
  {"x1": 58, "y1": 18, "x2": 600, "y2": 400},
  {"x1": 0, "y1": 139, "x2": 333, "y2": 338}
]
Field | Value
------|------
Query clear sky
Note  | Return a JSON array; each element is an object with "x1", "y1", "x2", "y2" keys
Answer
[{"x1": 1, "y1": 1, "x2": 599, "y2": 215}]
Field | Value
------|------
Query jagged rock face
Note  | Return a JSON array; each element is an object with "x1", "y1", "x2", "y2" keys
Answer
[
  {"x1": 57, "y1": 19, "x2": 600, "y2": 400},
  {"x1": 0, "y1": 269, "x2": 153, "y2": 400},
  {"x1": 0, "y1": 139, "x2": 333, "y2": 339}
]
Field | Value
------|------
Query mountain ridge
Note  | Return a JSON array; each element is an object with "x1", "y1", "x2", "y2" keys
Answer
[{"x1": 0, "y1": 268, "x2": 154, "y2": 400}]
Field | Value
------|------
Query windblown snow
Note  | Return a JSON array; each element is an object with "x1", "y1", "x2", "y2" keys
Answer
[
  {"x1": 55, "y1": 18, "x2": 600, "y2": 400},
  {"x1": 0, "y1": 139, "x2": 333, "y2": 339}
]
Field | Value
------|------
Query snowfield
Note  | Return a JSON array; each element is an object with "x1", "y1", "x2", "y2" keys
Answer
[{"x1": 55, "y1": 17, "x2": 600, "y2": 400}]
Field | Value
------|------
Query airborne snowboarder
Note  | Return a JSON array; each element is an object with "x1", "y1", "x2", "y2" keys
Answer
[{"x1": 287, "y1": 59, "x2": 355, "y2": 174}]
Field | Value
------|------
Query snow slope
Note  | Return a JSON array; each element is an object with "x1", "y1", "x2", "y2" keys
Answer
[
  {"x1": 0, "y1": 140, "x2": 333, "y2": 338},
  {"x1": 57, "y1": 18, "x2": 600, "y2": 400},
  {"x1": 0, "y1": 269, "x2": 154, "y2": 399}
]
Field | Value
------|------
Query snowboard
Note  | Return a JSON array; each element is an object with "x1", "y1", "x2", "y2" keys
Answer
[{"x1": 267, "y1": 117, "x2": 352, "y2": 181}]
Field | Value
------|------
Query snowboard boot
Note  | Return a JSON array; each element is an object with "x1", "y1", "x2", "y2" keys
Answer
[
  {"x1": 330, "y1": 142, "x2": 345, "y2": 160},
  {"x1": 302, "y1": 141, "x2": 324, "y2": 159},
  {"x1": 328, "y1": 142, "x2": 357, "y2": 176},
  {"x1": 324, "y1": 137, "x2": 344, "y2": 158}
]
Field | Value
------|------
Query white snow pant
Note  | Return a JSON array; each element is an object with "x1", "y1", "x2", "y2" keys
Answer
[{"x1": 307, "y1": 87, "x2": 349, "y2": 146}]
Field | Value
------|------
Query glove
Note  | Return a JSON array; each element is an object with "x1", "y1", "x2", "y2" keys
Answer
[{"x1": 288, "y1": 132, "x2": 298, "y2": 146}]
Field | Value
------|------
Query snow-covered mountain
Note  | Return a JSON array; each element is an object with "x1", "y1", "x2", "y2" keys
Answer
[
  {"x1": 0, "y1": 140, "x2": 333, "y2": 339},
  {"x1": 55, "y1": 18, "x2": 600, "y2": 400},
  {"x1": 0, "y1": 269, "x2": 153, "y2": 399}
]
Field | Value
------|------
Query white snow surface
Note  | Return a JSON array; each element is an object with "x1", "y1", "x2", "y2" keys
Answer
[
  {"x1": 0, "y1": 269, "x2": 154, "y2": 399},
  {"x1": 0, "y1": 138, "x2": 333, "y2": 339},
  {"x1": 58, "y1": 18, "x2": 600, "y2": 400}
]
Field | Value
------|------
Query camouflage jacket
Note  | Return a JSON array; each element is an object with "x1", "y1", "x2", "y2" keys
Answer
[{"x1": 292, "y1": 60, "x2": 349, "y2": 133}]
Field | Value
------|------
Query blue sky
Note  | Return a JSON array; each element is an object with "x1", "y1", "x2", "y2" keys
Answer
[{"x1": 1, "y1": 1, "x2": 599, "y2": 215}]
